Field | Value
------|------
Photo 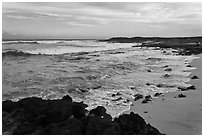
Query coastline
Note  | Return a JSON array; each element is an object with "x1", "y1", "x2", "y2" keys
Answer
[{"x1": 123, "y1": 54, "x2": 202, "y2": 135}]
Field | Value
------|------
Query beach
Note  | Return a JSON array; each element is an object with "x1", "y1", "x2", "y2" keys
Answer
[
  {"x1": 123, "y1": 54, "x2": 202, "y2": 135},
  {"x1": 2, "y1": 39, "x2": 202, "y2": 135}
]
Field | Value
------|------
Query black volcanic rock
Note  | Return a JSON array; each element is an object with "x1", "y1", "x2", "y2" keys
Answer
[
  {"x1": 134, "y1": 94, "x2": 143, "y2": 101},
  {"x1": 178, "y1": 85, "x2": 196, "y2": 91},
  {"x1": 2, "y1": 95, "x2": 163, "y2": 135},
  {"x1": 191, "y1": 75, "x2": 199, "y2": 79},
  {"x1": 114, "y1": 112, "x2": 162, "y2": 135},
  {"x1": 165, "y1": 68, "x2": 172, "y2": 71},
  {"x1": 178, "y1": 94, "x2": 186, "y2": 98},
  {"x1": 154, "y1": 92, "x2": 163, "y2": 97},
  {"x1": 100, "y1": 36, "x2": 202, "y2": 55}
]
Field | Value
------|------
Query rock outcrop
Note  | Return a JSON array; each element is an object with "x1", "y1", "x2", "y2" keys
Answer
[{"x1": 2, "y1": 95, "x2": 163, "y2": 135}]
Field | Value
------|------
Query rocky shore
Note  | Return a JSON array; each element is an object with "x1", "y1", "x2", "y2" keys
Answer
[
  {"x1": 101, "y1": 36, "x2": 202, "y2": 55},
  {"x1": 2, "y1": 95, "x2": 163, "y2": 135}
]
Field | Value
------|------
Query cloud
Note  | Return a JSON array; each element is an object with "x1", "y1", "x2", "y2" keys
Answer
[{"x1": 2, "y1": 2, "x2": 202, "y2": 39}]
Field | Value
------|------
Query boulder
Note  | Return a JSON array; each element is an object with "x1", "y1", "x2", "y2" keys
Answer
[
  {"x1": 186, "y1": 65, "x2": 192, "y2": 67},
  {"x1": 2, "y1": 95, "x2": 162, "y2": 135},
  {"x1": 178, "y1": 94, "x2": 186, "y2": 98},
  {"x1": 165, "y1": 68, "x2": 172, "y2": 71},
  {"x1": 154, "y1": 93, "x2": 163, "y2": 97},
  {"x1": 114, "y1": 112, "x2": 162, "y2": 135},
  {"x1": 134, "y1": 94, "x2": 143, "y2": 101},
  {"x1": 145, "y1": 95, "x2": 152, "y2": 99},
  {"x1": 178, "y1": 85, "x2": 195, "y2": 91},
  {"x1": 191, "y1": 76, "x2": 199, "y2": 79},
  {"x1": 163, "y1": 74, "x2": 170, "y2": 78}
]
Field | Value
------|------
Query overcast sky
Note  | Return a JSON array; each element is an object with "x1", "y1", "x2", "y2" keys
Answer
[{"x1": 2, "y1": 2, "x2": 202, "y2": 39}]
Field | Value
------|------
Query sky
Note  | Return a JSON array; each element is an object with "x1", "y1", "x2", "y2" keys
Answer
[{"x1": 2, "y1": 2, "x2": 202, "y2": 39}]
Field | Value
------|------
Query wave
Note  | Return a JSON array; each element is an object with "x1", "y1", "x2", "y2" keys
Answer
[
  {"x1": 3, "y1": 41, "x2": 39, "y2": 44},
  {"x1": 2, "y1": 50, "x2": 35, "y2": 57},
  {"x1": 2, "y1": 40, "x2": 95, "y2": 45}
]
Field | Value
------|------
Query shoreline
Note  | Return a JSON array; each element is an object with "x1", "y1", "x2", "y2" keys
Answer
[{"x1": 123, "y1": 54, "x2": 202, "y2": 135}]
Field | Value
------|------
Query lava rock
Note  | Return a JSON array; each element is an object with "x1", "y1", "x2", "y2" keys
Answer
[
  {"x1": 134, "y1": 94, "x2": 143, "y2": 101},
  {"x1": 146, "y1": 83, "x2": 151, "y2": 86},
  {"x1": 163, "y1": 74, "x2": 170, "y2": 78},
  {"x1": 62, "y1": 95, "x2": 73, "y2": 102},
  {"x1": 142, "y1": 98, "x2": 151, "y2": 104},
  {"x1": 165, "y1": 68, "x2": 172, "y2": 71},
  {"x1": 187, "y1": 85, "x2": 196, "y2": 90},
  {"x1": 2, "y1": 100, "x2": 20, "y2": 112},
  {"x1": 145, "y1": 95, "x2": 152, "y2": 99},
  {"x1": 191, "y1": 76, "x2": 199, "y2": 79},
  {"x1": 161, "y1": 65, "x2": 168, "y2": 68},
  {"x1": 78, "y1": 88, "x2": 89, "y2": 93},
  {"x1": 178, "y1": 94, "x2": 186, "y2": 98},
  {"x1": 156, "y1": 83, "x2": 163, "y2": 88},
  {"x1": 2, "y1": 95, "x2": 163, "y2": 135},
  {"x1": 114, "y1": 112, "x2": 162, "y2": 135},
  {"x1": 186, "y1": 65, "x2": 192, "y2": 67},
  {"x1": 147, "y1": 69, "x2": 152, "y2": 72},
  {"x1": 178, "y1": 85, "x2": 196, "y2": 91},
  {"x1": 154, "y1": 93, "x2": 163, "y2": 97}
]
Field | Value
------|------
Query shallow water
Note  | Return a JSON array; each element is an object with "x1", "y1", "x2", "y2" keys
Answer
[{"x1": 2, "y1": 40, "x2": 198, "y2": 117}]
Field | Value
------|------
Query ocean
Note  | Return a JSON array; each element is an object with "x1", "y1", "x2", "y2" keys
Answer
[{"x1": 2, "y1": 39, "x2": 198, "y2": 117}]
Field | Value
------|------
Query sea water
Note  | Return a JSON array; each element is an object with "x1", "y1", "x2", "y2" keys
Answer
[{"x1": 2, "y1": 40, "x2": 198, "y2": 117}]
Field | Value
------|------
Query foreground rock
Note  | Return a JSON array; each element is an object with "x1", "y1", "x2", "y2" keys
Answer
[{"x1": 2, "y1": 95, "x2": 163, "y2": 135}]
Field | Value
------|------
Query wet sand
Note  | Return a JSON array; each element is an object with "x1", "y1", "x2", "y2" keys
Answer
[{"x1": 123, "y1": 54, "x2": 202, "y2": 135}]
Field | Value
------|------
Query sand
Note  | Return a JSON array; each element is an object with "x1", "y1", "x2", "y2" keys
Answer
[{"x1": 123, "y1": 54, "x2": 202, "y2": 135}]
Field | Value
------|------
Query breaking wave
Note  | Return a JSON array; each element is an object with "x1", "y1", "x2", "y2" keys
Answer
[{"x1": 2, "y1": 50, "x2": 36, "y2": 57}]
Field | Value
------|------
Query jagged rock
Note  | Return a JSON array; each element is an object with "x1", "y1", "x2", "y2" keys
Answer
[
  {"x1": 145, "y1": 95, "x2": 152, "y2": 99},
  {"x1": 134, "y1": 94, "x2": 143, "y2": 101},
  {"x1": 154, "y1": 93, "x2": 163, "y2": 97},
  {"x1": 191, "y1": 76, "x2": 199, "y2": 79},
  {"x1": 114, "y1": 112, "x2": 162, "y2": 135},
  {"x1": 2, "y1": 95, "x2": 162, "y2": 135},
  {"x1": 62, "y1": 95, "x2": 73, "y2": 102}
]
